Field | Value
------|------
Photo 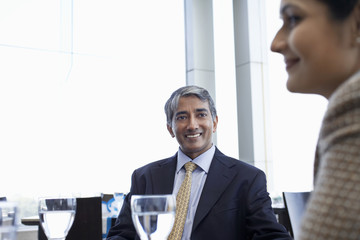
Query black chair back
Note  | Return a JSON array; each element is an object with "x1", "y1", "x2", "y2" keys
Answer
[
  {"x1": 38, "y1": 196, "x2": 102, "y2": 240},
  {"x1": 283, "y1": 191, "x2": 311, "y2": 239}
]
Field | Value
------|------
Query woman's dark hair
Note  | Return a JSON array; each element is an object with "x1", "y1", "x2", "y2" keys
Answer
[{"x1": 317, "y1": 0, "x2": 359, "y2": 20}]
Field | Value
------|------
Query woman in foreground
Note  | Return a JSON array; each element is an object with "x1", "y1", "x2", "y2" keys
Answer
[{"x1": 271, "y1": 0, "x2": 360, "y2": 239}]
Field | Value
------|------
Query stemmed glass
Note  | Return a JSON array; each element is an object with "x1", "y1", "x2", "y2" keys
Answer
[
  {"x1": 0, "y1": 202, "x2": 17, "y2": 240},
  {"x1": 38, "y1": 197, "x2": 76, "y2": 240},
  {"x1": 131, "y1": 194, "x2": 176, "y2": 240}
]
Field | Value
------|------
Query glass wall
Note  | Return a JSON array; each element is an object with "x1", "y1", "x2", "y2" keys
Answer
[{"x1": 0, "y1": 0, "x2": 186, "y2": 216}]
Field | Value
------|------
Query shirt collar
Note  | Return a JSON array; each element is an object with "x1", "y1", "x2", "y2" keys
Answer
[{"x1": 176, "y1": 145, "x2": 215, "y2": 174}]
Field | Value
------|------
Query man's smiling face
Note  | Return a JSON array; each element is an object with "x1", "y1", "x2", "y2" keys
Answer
[{"x1": 167, "y1": 95, "x2": 218, "y2": 159}]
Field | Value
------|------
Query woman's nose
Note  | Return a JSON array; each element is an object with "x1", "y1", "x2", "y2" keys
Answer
[{"x1": 270, "y1": 29, "x2": 286, "y2": 53}]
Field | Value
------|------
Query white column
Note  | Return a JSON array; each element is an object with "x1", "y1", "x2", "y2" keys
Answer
[
  {"x1": 184, "y1": 0, "x2": 215, "y2": 97},
  {"x1": 233, "y1": 0, "x2": 273, "y2": 190}
]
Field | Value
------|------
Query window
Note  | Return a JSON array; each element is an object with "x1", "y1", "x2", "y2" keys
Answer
[{"x1": 0, "y1": 0, "x2": 186, "y2": 217}]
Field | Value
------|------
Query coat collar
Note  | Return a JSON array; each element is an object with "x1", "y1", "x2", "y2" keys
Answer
[
  {"x1": 192, "y1": 148, "x2": 238, "y2": 230},
  {"x1": 148, "y1": 148, "x2": 238, "y2": 230},
  {"x1": 150, "y1": 154, "x2": 177, "y2": 194}
]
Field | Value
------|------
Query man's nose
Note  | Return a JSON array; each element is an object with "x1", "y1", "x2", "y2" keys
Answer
[{"x1": 187, "y1": 116, "x2": 199, "y2": 130}]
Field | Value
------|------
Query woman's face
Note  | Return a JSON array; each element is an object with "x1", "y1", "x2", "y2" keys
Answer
[{"x1": 271, "y1": 0, "x2": 360, "y2": 99}]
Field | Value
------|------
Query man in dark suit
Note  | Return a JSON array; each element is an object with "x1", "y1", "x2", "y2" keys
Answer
[{"x1": 107, "y1": 85, "x2": 291, "y2": 240}]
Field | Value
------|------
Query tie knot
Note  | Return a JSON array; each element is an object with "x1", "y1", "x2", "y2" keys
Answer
[{"x1": 184, "y1": 162, "x2": 197, "y2": 173}]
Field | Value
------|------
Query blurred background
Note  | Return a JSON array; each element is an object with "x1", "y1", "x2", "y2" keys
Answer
[{"x1": 0, "y1": 0, "x2": 326, "y2": 218}]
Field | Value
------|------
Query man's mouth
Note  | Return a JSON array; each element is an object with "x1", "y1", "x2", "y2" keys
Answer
[{"x1": 186, "y1": 133, "x2": 201, "y2": 138}]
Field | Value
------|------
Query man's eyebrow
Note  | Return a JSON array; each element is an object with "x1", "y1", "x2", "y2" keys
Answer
[
  {"x1": 196, "y1": 108, "x2": 209, "y2": 113},
  {"x1": 175, "y1": 111, "x2": 188, "y2": 117},
  {"x1": 175, "y1": 108, "x2": 208, "y2": 116}
]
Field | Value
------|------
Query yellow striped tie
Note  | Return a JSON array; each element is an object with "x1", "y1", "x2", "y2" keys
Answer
[{"x1": 168, "y1": 162, "x2": 197, "y2": 240}]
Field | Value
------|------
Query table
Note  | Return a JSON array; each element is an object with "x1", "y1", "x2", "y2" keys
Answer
[{"x1": 21, "y1": 215, "x2": 39, "y2": 226}]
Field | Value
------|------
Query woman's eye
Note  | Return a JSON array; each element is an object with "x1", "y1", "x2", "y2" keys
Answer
[{"x1": 285, "y1": 15, "x2": 302, "y2": 28}]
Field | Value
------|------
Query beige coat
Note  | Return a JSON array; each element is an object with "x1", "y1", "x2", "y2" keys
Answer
[{"x1": 299, "y1": 71, "x2": 360, "y2": 240}]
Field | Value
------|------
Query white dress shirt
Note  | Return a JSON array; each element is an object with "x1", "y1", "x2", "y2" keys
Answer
[{"x1": 172, "y1": 145, "x2": 215, "y2": 240}]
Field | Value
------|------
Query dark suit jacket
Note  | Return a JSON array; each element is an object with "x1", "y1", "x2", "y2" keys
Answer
[{"x1": 107, "y1": 147, "x2": 291, "y2": 240}]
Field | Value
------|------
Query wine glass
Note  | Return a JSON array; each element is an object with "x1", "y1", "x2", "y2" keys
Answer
[
  {"x1": 38, "y1": 197, "x2": 76, "y2": 240},
  {"x1": 131, "y1": 194, "x2": 176, "y2": 240},
  {"x1": 0, "y1": 202, "x2": 17, "y2": 240}
]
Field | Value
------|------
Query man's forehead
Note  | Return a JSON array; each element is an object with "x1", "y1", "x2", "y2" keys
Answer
[{"x1": 178, "y1": 96, "x2": 209, "y2": 105}]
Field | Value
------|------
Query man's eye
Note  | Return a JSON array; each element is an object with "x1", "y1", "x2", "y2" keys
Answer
[
  {"x1": 176, "y1": 116, "x2": 187, "y2": 121},
  {"x1": 198, "y1": 113, "x2": 207, "y2": 118}
]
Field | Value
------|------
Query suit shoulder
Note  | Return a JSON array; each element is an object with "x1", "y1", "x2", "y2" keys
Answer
[
  {"x1": 327, "y1": 72, "x2": 360, "y2": 119},
  {"x1": 133, "y1": 155, "x2": 175, "y2": 174},
  {"x1": 233, "y1": 157, "x2": 264, "y2": 174},
  {"x1": 319, "y1": 72, "x2": 360, "y2": 150},
  {"x1": 215, "y1": 148, "x2": 264, "y2": 174}
]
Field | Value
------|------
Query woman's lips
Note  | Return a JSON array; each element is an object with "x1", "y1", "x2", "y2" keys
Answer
[{"x1": 285, "y1": 58, "x2": 300, "y2": 71}]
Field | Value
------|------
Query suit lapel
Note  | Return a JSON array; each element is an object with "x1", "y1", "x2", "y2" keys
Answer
[
  {"x1": 192, "y1": 150, "x2": 237, "y2": 230},
  {"x1": 150, "y1": 155, "x2": 177, "y2": 194}
]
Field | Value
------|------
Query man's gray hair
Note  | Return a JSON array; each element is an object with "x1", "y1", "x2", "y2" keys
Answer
[{"x1": 164, "y1": 85, "x2": 217, "y2": 127}]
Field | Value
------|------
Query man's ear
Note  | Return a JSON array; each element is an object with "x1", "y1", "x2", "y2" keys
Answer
[
  {"x1": 212, "y1": 116, "x2": 218, "y2": 133},
  {"x1": 167, "y1": 124, "x2": 175, "y2": 138}
]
